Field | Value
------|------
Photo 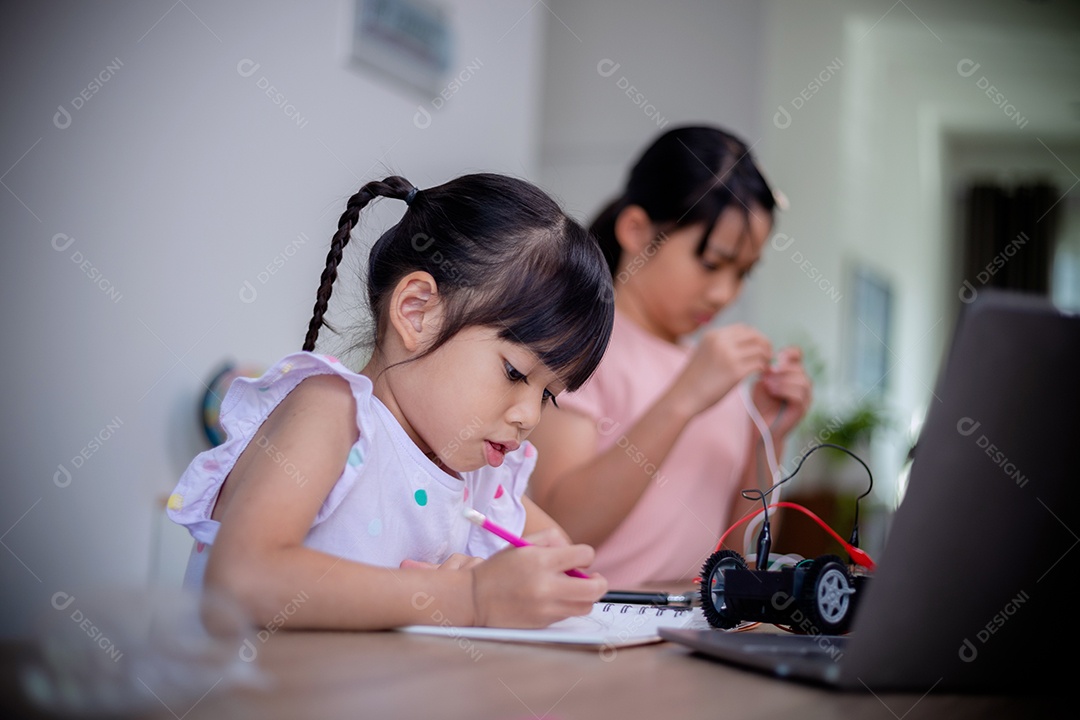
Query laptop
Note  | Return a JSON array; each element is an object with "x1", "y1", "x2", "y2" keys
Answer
[{"x1": 661, "y1": 289, "x2": 1080, "y2": 693}]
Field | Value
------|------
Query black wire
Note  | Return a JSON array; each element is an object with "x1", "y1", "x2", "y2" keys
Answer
[{"x1": 740, "y1": 442, "x2": 874, "y2": 549}]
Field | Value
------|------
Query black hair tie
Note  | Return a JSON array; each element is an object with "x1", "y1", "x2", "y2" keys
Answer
[{"x1": 405, "y1": 187, "x2": 418, "y2": 205}]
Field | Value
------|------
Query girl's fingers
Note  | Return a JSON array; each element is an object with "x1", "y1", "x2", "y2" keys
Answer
[
  {"x1": 439, "y1": 554, "x2": 484, "y2": 570},
  {"x1": 522, "y1": 526, "x2": 571, "y2": 548},
  {"x1": 764, "y1": 372, "x2": 809, "y2": 399},
  {"x1": 513, "y1": 539, "x2": 597, "y2": 576},
  {"x1": 550, "y1": 542, "x2": 597, "y2": 575},
  {"x1": 559, "y1": 573, "x2": 608, "y2": 610},
  {"x1": 401, "y1": 554, "x2": 484, "y2": 571},
  {"x1": 776, "y1": 346, "x2": 802, "y2": 365},
  {"x1": 442, "y1": 557, "x2": 486, "y2": 569}
]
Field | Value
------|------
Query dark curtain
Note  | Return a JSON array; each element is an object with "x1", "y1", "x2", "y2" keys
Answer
[{"x1": 962, "y1": 182, "x2": 1060, "y2": 295}]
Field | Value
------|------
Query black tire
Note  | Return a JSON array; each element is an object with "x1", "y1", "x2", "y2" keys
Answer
[
  {"x1": 700, "y1": 550, "x2": 748, "y2": 629},
  {"x1": 795, "y1": 554, "x2": 856, "y2": 635}
]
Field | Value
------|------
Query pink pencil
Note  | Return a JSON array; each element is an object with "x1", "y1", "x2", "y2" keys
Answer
[{"x1": 462, "y1": 507, "x2": 591, "y2": 579}]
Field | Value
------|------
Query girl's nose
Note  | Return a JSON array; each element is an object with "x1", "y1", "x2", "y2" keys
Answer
[
  {"x1": 705, "y1": 269, "x2": 740, "y2": 308},
  {"x1": 506, "y1": 391, "x2": 542, "y2": 433}
]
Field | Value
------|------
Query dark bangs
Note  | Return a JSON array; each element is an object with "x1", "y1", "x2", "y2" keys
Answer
[
  {"x1": 497, "y1": 222, "x2": 613, "y2": 391},
  {"x1": 457, "y1": 218, "x2": 613, "y2": 391}
]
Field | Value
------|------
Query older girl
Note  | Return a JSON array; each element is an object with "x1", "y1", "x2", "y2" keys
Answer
[{"x1": 528, "y1": 126, "x2": 812, "y2": 587}]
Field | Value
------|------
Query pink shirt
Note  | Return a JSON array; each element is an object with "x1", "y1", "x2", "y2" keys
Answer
[{"x1": 554, "y1": 311, "x2": 752, "y2": 587}]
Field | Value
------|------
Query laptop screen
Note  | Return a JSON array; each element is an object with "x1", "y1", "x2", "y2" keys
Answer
[{"x1": 839, "y1": 289, "x2": 1079, "y2": 691}]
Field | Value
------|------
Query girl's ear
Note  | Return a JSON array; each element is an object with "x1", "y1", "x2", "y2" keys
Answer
[
  {"x1": 388, "y1": 271, "x2": 442, "y2": 353},
  {"x1": 614, "y1": 205, "x2": 655, "y2": 256}
]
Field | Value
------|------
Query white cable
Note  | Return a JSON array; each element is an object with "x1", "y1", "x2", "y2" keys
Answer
[
  {"x1": 739, "y1": 382, "x2": 782, "y2": 558},
  {"x1": 739, "y1": 382, "x2": 780, "y2": 484}
]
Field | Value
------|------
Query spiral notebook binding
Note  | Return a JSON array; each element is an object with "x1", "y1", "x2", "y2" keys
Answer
[{"x1": 602, "y1": 603, "x2": 691, "y2": 616}]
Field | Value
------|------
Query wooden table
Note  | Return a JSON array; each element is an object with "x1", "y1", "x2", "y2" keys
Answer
[{"x1": 2, "y1": 626, "x2": 1052, "y2": 719}]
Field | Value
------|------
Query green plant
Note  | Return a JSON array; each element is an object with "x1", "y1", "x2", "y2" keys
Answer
[
  {"x1": 806, "y1": 398, "x2": 890, "y2": 451},
  {"x1": 784, "y1": 333, "x2": 892, "y2": 458}
]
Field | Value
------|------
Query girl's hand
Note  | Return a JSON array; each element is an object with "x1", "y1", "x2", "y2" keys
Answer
[
  {"x1": 751, "y1": 346, "x2": 812, "y2": 442},
  {"x1": 400, "y1": 554, "x2": 484, "y2": 571},
  {"x1": 670, "y1": 324, "x2": 773, "y2": 417},
  {"x1": 468, "y1": 527, "x2": 607, "y2": 628}
]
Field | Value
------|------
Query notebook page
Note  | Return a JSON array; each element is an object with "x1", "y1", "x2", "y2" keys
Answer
[{"x1": 398, "y1": 603, "x2": 709, "y2": 648}]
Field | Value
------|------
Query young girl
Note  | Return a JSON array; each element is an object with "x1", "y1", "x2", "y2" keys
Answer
[
  {"x1": 168, "y1": 173, "x2": 613, "y2": 630},
  {"x1": 527, "y1": 126, "x2": 812, "y2": 587}
]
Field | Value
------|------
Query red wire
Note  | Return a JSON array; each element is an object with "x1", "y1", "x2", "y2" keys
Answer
[{"x1": 712, "y1": 501, "x2": 876, "y2": 571}]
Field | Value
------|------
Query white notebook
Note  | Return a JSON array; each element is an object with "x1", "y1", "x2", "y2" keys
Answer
[{"x1": 398, "y1": 603, "x2": 709, "y2": 648}]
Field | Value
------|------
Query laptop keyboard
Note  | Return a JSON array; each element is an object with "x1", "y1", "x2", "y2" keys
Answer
[{"x1": 739, "y1": 636, "x2": 849, "y2": 657}]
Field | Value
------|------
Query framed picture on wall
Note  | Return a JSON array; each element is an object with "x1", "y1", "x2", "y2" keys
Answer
[
  {"x1": 348, "y1": 0, "x2": 453, "y2": 98},
  {"x1": 848, "y1": 264, "x2": 893, "y2": 398}
]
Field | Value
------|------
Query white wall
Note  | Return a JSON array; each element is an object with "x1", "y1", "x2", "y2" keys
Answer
[{"x1": 0, "y1": 0, "x2": 547, "y2": 638}]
